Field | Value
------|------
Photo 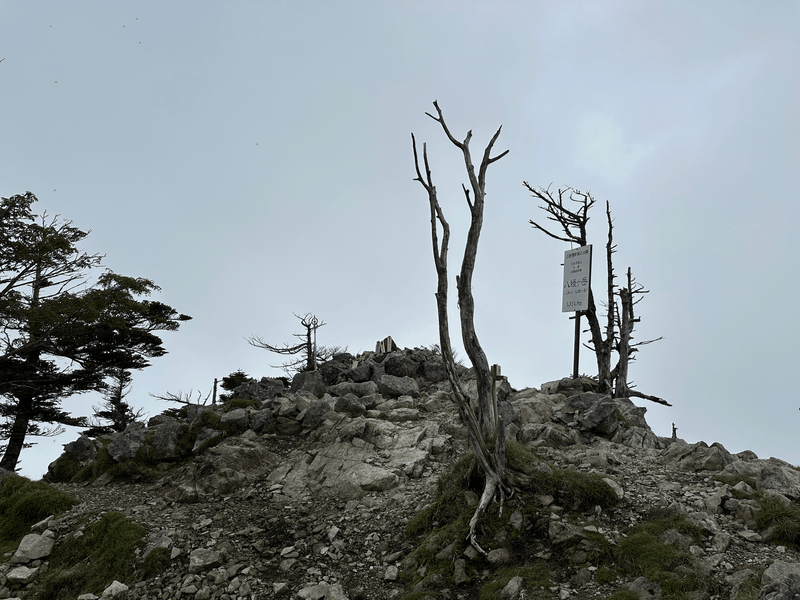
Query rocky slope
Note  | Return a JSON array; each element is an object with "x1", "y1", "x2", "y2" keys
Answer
[{"x1": 2, "y1": 347, "x2": 800, "y2": 600}]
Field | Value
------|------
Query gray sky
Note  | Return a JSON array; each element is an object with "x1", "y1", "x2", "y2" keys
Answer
[{"x1": 3, "y1": 1, "x2": 799, "y2": 479}]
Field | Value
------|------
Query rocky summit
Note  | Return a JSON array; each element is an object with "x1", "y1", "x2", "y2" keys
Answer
[{"x1": 1, "y1": 347, "x2": 799, "y2": 600}]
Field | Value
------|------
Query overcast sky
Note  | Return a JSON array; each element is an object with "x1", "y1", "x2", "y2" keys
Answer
[{"x1": 3, "y1": 1, "x2": 799, "y2": 479}]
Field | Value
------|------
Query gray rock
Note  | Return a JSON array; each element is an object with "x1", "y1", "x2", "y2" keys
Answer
[
  {"x1": 100, "y1": 580, "x2": 129, "y2": 598},
  {"x1": 328, "y1": 380, "x2": 379, "y2": 398},
  {"x1": 297, "y1": 583, "x2": 348, "y2": 600},
  {"x1": 106, "y1": 424, "x2": 147, "y2": 462},
  {"x1": 333, "y1": 393, "x2": 366, "y2": 415},
  {"x1": 6, "y1": 566, "x2": 38, "y2": 585},
  {"x1": 302, "y1": 398, "x2": 335, "y2": 429},
  {"x1": 189, "y1": 548, "x2": 224, "y2": 573},
  {"x1": 384, "y1": 353, "x2": 419, "y2": 378},
  {"x1": 151, "y1": 417, "x2": 185, "y2": 459},
  {"x1": 454, "y1": 558, "x2": 468, "y2": 585},
  {"x1": 290, "y1": 370, "x2": 326, "y2": 397},
  {"x1": 378, "y1": 374, "x2": 420, "y2": 398},
  {"x1": 233, "y1": 378, "x2": 284, "y2": 401},
  {"x1": 760, "y1": 560, "x2": 800, "y2": 600},
  {"x1": 500, "y1": 576, "x2": 525, "y2": 599},
  {"x1": 191, "y1": 427, "x2": 224, "y2": 453},
  {"x1": 487, "y1": 547, "x2": 511, "y2": 565},
  {"x1": 549, "y1": 521, "x2": 586, "y2": 544},
  {"x1": 576, "y1": 398, "x2": 619, "y2": 435},
  {"x1": 11, "y1": 533, "x2": 55, "y2": 563},
  {"x1": 63, "y1": 435, "x2": 97, "y2": 462},
  {"x1": 627, "y1": 576, "x2": 662, "y2": 600},
  {"x1": 220, "y1": 408, "x2": 249, "y2": 430},
  {"x1": 249, "y1": 408, "x2": 274, "y2": 433},
  {"x1": 421, "y1": 356, "x2": 448, "y2": 382}
]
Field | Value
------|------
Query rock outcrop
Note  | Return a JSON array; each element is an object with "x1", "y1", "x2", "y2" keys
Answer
[{"x1": 1, "y1": 347, "x2": 795, "y2": 600}]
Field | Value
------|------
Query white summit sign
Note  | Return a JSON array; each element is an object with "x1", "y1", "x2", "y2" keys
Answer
[{"x1": 562, "y1": 245, "x2": 592, "y2": 312}]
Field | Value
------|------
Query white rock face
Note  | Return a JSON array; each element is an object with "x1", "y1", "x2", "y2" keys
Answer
[{"x1": 7, "y1": 565, "x2": 39, "y2": 585}]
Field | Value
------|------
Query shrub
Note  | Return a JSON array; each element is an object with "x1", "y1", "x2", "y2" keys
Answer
[
  {"x1": 756, "y1": 496, "x2": 800, "y2": 546},
  {"x1": 225, "y1": 398, "x2": 260, "y2": 411},
  {"x1": 141, "y1": 546, "x2": 172, "y2": 579},
  {"x1": 0, "y1": 476, "x2": 78, "y2": 554},
  {"x1": 35, "y1": 511, "x2": 145, "y2": 600},
  {"x1": 47, "y1": 455, "x2": 81, "y2": 483}
]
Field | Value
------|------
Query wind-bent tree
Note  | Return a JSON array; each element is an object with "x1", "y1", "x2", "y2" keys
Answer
[
  {"x1": 0, "y1": 192, "x2": 191, "y2": 471},
  {"x1": 83, "y1": 368, "x2": 144, "y2": 436},
  {"x1": 525, "y1": 185, "x2": 667, "y2": 405},
  {"x1": 413, "y1": 101, "x2": 535, "y2": 553},
  {"x1": 248, "y1": 312, "x2": 337, "y2": 375}
]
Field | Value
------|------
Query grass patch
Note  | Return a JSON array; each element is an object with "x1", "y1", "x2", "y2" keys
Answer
[
  {"x1": 609, "y1": 592, "x2": 639, "y2": 600},
  {"x1": 526, "y1": 467, "x2": 619, "y2": 512},
  {"x1": 34, "y1": 511, "x2": 145, "y2": 600},
  {"x1": 756, "y1": 496, "x2": 800, "y2": 546},
  {"x1": 610, "y1": 510, "x2": 710, "y2": 599},
  {"x1": 47, "y1": 455, "x2": 82, "y2": 483},
  {"x1": 0, "y1": 476, "x2": 78, "y2": 556},
  {"x1": 478, "y1": 564, "x2": 550, "y2": 599},
  {"x1": 224, "y1": 398, "x2": 260, "y2": 411},
  {"x1": 141, "y1": 546, "x2": 172, "y2": 579}
]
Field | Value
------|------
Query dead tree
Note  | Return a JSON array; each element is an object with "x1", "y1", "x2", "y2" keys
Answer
[
  {"x1": 412, "y1": 101, "x2": 513, "y2": 554},
  {"x1": 525, "y1": 185, "x2": 617, "y2": 393},
  {"x1": 247, "y1": 313, "x2": 326, "y2": 374},
  {"x1": 526, "y1": 185, "x2": 667, "y2": 405},
  {"x1": 614, "y1": 268, "x2": 668, "y2": 405}
]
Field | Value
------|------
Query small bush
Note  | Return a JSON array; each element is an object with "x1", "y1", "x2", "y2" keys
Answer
[
  {"x1": 35, "y1": 511, "x2": 145, "y2": 600},
  {"x1": 141, "y1": 546, "x2": 172, "y2": 579},
  {"x1": 225, "y1": 398, "x2": 260, "y2": 411},
  {"x1": 756, "y1": 496, "x2": 800, "y2": 546},
  {"x1": 47, "y1": 455, "x2": 81, "y2": 483},
  {"x1": 0, "y1": 476, "x2": 78, "y2": 554}
]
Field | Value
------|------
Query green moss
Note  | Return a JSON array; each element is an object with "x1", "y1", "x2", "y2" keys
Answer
[
  {"x1": 141, "y1": 546, "x2": 171, "y2": 579},
  {"x1": 0, "y1": 476, "x2": 78, "y2": 555},
  {"x1": 505, "y1": 440, "x2": 536, "y2": 472},
  {"x1": 35, "y1": 511, "x2": 146, "y2": 600}
]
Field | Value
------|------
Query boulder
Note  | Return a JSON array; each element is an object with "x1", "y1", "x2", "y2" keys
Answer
[
  {"x1": 759, "y1": 560, "x2": 800, "y2": 600},
  {"x1": 662, "y1": 441, "x2": 735, "y2": 472},
  {"x1": 328, "y1": 380, "x2": 379, "y2": 398},
  {"x1": 378, "y1": 374, "x2": 420, "y2": 398},
  {"x1": 320, "y1": 356, "x2": 352, "y2": 385},
  {"x1": 106, "y1": 424, "x2": 148, "y2": 462},
  {"x1": 384, "y1": 353, "x2": 419, "y2": 378},
  {"x1": 249, "y1": 408, "x2": 274, "y2": 433},
  {"x1": 191, "y1": 427, "x2": 224, "y2": 453},
  {"x1": 233, "y1": 378, "x2": 284, "y2": 401},
  {"x1": 333, "y1": 394, "x2": 366, "y2": 415},
  {"x1": 302, "y1": 399, "x2": 336, "y2": 429},
  {"x1": 63, "y1": 435, "x2": 97, "y2": 462},
  {"x1": 7, "y1": 566, "x2": 38, "y2": 585},
  {"x1": 189, "y1": 548, "x2": 225, "y2": 574},
  {"x1": 421, "y1": 356, "x2": 448, "y2": 382},
  {"x1": 290, "y1": 370, "x2": 326, "y2": 397},
  {"x1": 151, "y1": 417, "x2": 186, "y2": 459},
  {"x1": 220, "y1": 408, "x2": 249, "y2": 430},
  {"x1": 11, "y1": 533, "x2": 55, "y2": 563}
]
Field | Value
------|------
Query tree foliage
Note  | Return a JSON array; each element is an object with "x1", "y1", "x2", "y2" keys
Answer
[{"x1": 0, "y1": 192, "x2": 190, "y2": 471}]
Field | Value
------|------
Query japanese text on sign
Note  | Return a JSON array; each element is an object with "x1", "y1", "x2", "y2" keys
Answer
[{"x1": 562, "y1": 245, "x2": 592, "y2": 312}]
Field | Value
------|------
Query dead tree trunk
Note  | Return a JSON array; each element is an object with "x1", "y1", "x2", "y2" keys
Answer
[
  {"x1": 613, "y1": 267, "x2": 670, "y2": 405},
  {"x1": 412, "y1": 101, "x2": 510, "y2": 555}
]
